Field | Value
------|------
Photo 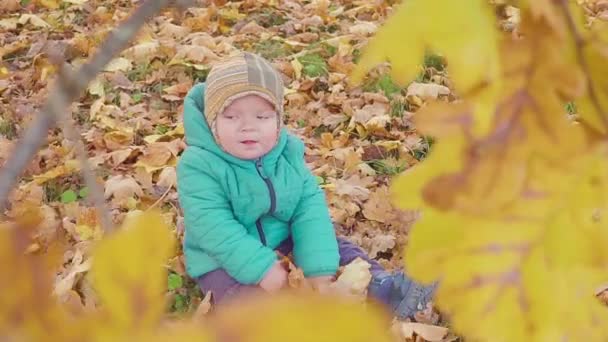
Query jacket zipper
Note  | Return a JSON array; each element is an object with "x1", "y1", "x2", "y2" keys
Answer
[{"x1": 254, "y1": 158, "x2": 276, "y2": 246}]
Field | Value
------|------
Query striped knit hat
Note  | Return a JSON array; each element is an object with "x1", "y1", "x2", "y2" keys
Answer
[{"x1": 204, "y1": 52, "x2": 284, "y2": 140}]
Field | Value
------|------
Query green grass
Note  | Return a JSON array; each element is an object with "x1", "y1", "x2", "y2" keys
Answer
[
  {"x1": 412, "y1": 136, "x2": 435, "y2": 161},
  {"x1": 254, "y1": 39, "x2": 291, "y2": 60},
  {"x1": 298, "y1": 53, "x2": 329, "y2": 77},
  {"x1": 126, "y1": 62, "x2": 152, "y2": 82},
  {"x1": 367, "y1": 158, "x2": 408, "y2": 175},
  {"x1": 155, "y1": 124, "x2": 170, "y2": 135},
  {"x1": 185, "y1": 67, "x2": 209, "y2": 83},
  {"x1": 253, "y1": 9, "x2": 287, "y2": 28},
  {"x1": 424, "y1": 52, "x2": 446, "y2": 71},
  {"x1": 363, "y1": 74, "x2": 402, "y2": 98},
  {"x1": 166, "y1": 272, "x2": 203, "y2": 314},
  {"x1": 0, "y1": 119, "x2": 17, "y2": 139},
  {"x1": 390, "y1": 98, "x2": 409, "y2": 118},
  {"x1": 565, "y1": 101, "x2": 577, "y2": 115}
]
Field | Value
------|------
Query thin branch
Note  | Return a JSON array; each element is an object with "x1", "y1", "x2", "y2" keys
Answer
[
  {"x1": 0, "y1": 0, "x2": 183, "y2": 217},
  {"x1": 55, "y1": 66, "x2": 114, "y2": 231}
]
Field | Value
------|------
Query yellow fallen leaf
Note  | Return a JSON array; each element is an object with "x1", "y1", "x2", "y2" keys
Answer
[
  {"x1": 87, "y1": 77, "x2": 105, "y2": 97},
  {"x1": 0, "y1": 18, "x2": 18, "y2": 30},
  {"x1": 38, "y1": 0, "x2": 59, "y2": 9},
  {"x1": 74, "y1": 224, "x2": 101, "y2": 241},
  {"x1": 291, "y1": 58, "x2": 303, "y2": 80},
  {"x1": 18, "y1": 14, "x2": 50, "y2": 28},
  {"x1": 32, "y1": 160, "x2": 80, "y2": 185}
]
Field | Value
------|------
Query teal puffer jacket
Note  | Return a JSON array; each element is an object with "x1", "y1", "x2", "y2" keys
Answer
[{"x1": 177, "y1": 83, "x2": 339, "y2": 284}]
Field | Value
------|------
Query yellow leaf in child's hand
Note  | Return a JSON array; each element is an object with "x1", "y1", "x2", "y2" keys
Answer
[
  {"x1": 330, "y1": 257, "x2": 372, "y2": 300},
  {"x1": 89, "y1": 211, "x2": 176, "y2": 332}
]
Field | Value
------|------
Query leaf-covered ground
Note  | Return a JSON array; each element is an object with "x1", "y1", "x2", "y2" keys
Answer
[{"x1": 5, "y1": 0, "x2": 605, "y2": 339}]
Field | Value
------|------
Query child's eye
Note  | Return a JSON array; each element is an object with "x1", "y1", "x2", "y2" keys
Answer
[{"x1": 257, "y1": 115, "x2": 269, "y2": 119}]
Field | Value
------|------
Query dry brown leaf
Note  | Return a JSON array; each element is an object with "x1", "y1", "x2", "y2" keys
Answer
[
  {"x1": 239, "y1": 21, "x2": 266, "y2": 34},
  {"x1": 348, "y1": 21, "x2": 378, "y2": 35},
  {"x1": 122, "y1": 41, "x2": 160, "y2": 61},
  {"x1": 192, "y1": 292, "x2": 213, "y2": 322},
  {"x1": 0, "y1": 0, "x2": 20, "y2": 12},
  {"x1": 157, "y1": 167, "x2": 176, "y2": 188},
  {"x1": 363, "y1": 186, "x2": 396, "y2": 223},
  {"x1": 366, "y1": 234, "x2": 396, "y2": 259},
  {"x1": 158, "y1": 22, "x2": 191, "y2": 40},
  {"x1": 136, "y1": 142, "x2": 176, "y2": 173},
  {"x1": 53, "y1": 249, "x2": 92, "y2": 301},
  {"x1": 406, "y1": 82, "x2": 450, "y2": 99},
  {"x1": 103, "y1": 130, "x2": 134, "y2": 150},
  {"x1": 104, "y1": 174, "x2": 143, "y2": 200},
  {"x1": 334, "y1": 174, "x2": 374, "y2": 201},
  {"x1": 104, "y1": 57, "x2": 132, "y2": 72},
  {"x1": 170, "y1": 45, "x2": 219, "y2": 64},
  {"x1": 351, "y1": 103, "x2": 389, "y2": 125}
]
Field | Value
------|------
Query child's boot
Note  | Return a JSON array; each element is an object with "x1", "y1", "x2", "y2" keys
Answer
[{"x1": 368, "y1": 271, "x2": 437, "y2": 319}]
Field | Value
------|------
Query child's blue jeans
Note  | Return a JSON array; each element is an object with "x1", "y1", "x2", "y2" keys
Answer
[{"x1": 196, "y1": 237, "x2": 385, "y2": 305}]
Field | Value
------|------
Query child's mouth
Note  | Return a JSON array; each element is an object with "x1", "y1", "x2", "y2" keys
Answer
[{"x1": 240, "y1": 140, "x2": 258, "y2": 145}]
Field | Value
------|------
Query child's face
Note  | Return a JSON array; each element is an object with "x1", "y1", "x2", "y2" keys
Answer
[{"x1": 216, "y1": 94, "x2": 279, "y2": 160}]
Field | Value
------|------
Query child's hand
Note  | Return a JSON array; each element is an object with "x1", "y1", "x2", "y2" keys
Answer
[
  {"x1": 259, "y1": 262, "x2": 288, "y2": 293},
  {"x1": 307, "y1": 275, "x2": 334, "y2": 293}
]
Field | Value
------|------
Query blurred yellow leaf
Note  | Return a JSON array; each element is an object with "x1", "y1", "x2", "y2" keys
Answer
[
  {"x1": 89, "y1": 211, "x2": 176, "y2": 332},
  {"x1": 210, "y1": 292, "x2": 394, "y2": 342},
  {"x1": 351, "y1": 0, "x2": 501, "y2": 136}
]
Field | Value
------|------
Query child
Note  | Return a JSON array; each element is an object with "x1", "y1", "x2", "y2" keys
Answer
[{"x1": 176, "y1": 52, "x2": 435, "y2": 318}]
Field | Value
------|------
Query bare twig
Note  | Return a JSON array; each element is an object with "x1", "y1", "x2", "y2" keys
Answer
[
  {"x1": 146, "y1": 183, "x2": 174, "y2": 212},
  {"x1": 55, "y1": 66, "x2": 114, "y2": 231},
  {"x1": 0, "y1": 0, "x2": 184, "y2": 218}
]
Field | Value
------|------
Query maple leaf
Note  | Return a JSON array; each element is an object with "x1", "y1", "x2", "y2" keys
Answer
[{"x1": 89, "y1": 211, "x2": 175, "y2": 333}]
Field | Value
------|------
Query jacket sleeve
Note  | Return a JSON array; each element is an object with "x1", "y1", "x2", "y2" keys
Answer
[
  {"x1": 290, "y1": 163, "x2": 340, "y2": 278},
  {"x1": 177, "y1": 149, "x2": 278, "y2": 284}
]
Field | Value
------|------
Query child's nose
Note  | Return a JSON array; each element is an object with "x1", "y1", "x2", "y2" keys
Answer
[{"x1": 239, "y1": 118, "x2": 257, "y2": 131}]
